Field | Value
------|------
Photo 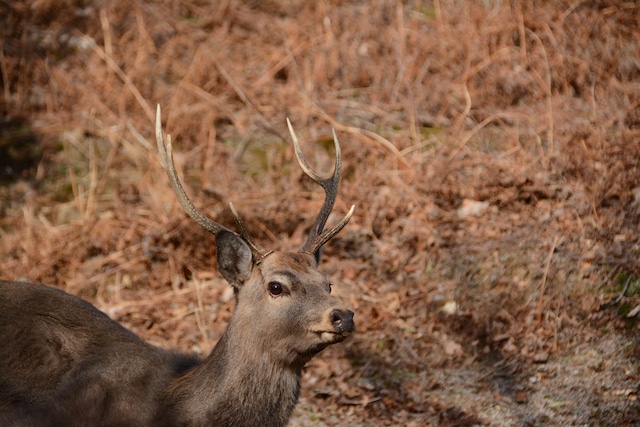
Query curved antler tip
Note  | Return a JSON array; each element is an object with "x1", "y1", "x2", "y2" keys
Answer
[
  {"x1": 286, "y1": 119, "x2": 298, "y2": 145},
  {"x1": 345, "y1": 205, "x2": 355, "y2": 226},
  {"x1": 156, "y1": 105, "x2": 163, "y2": 130},
  {"x1": 331, "y1": 128, "x2": 342, "y2": 161},
  {"x1": 155, "y1": 105, "x2": 162, "y2": 131},
  {"x1": 228, "y1": 201, "x2": 269, "y2": 261},
  {"x1": 228, "y1": 201, "x2": 238, "y2": 216},
  {"x1": 341, "y1": 205, "x2": 356, "y2": 228}
]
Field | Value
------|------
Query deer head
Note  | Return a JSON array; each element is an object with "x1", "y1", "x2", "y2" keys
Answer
[{"x1": 155, "y1": 105, "x2": 355, "y2": 370}]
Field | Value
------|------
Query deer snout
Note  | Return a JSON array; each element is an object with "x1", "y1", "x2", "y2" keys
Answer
[{"x1": 330, "y1": 308, "x2": 355, "y2": 334}]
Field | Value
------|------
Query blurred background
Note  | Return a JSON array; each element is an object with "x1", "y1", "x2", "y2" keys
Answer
[{"x1": 1, "y1": 1, "x2": 639, "y2": 425}]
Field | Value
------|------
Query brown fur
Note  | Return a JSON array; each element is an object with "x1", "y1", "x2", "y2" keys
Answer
[{"x1": 0, "y1": 247, "x2": 354, "y2": 427}]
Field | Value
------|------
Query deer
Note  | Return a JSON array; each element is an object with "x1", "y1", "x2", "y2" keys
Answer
[{"x1": 0, "y1": 105, "x2": 356, "y2": 427}]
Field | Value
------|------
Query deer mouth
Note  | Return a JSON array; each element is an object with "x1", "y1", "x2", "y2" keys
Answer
[
  {"x1": 295, "y1": 329, "x2": 352, "y2": 359},
  {"x1": 309, "y1": 309, "x2": 355, "y2": 344},
  {"x1": 311, "y1": 329, "x2": 351, "y2": 344}
]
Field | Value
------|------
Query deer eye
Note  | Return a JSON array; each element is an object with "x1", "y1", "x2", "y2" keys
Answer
[{"x1": 268, "y1": 281, "x2": 284, "y2": 297}]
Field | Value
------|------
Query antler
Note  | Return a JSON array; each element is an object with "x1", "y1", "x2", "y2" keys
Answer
[
  {"x1": 155, "y1": 104, "x2": 269, "y2": 261},
  {"x1": 287, "y1": 119, "x2": 355, "y2": 261}
]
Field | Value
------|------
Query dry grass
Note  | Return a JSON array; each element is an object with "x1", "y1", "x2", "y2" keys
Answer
[{"x1": 1, "y1": 1, "x2": 639, "y2": 425}]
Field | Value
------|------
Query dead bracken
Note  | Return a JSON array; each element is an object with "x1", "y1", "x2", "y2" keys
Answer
[{"x1": 1, "y1": 1, "x2": 639, "y2": 425}]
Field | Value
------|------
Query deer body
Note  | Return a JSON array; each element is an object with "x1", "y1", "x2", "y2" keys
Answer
[
  {"x1": 0, "y1": 106, "x2": 355, "y2": 427},
  {"x1": 0, "y1": 279, "x2": 195, "y2": 426}
]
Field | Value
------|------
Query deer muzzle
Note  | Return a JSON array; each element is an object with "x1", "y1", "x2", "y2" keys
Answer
[{"x1": 330, "y1": 308, "x2": 355, "y2": 334}]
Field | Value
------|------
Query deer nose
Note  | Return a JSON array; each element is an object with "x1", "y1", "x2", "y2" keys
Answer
[{"x1": 330, "y1": 309, "x2": 355, "y2": 334}]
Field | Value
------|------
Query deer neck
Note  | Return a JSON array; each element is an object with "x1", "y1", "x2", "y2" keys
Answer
[{"x1": 166, "y1": 317, "x2": 302, "y2": 427}]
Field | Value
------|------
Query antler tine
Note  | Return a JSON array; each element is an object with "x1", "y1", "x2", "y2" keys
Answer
[
  {"x1": 287, "y1": 119, "x2": 355, "y2": 260},
  {"x1": 229, "y1": 202, "x2": 270, "y2": 261},
  {"x1": 306, "y1": 204, "x2": 355, "y2": 257}
]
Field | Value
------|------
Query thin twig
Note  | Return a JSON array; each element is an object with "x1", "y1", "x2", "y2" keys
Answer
[
  {"x1": 537, "y1": 236, "x2": 559, "y2": 328},
  {"x1": 525, "y1": 28, "x2": 554, "y2": 155},
  {"x1": 312, "y1": 103, "x2": 414, "y2": 172},
  {"x1": 99, "y1": 9, "x2": 114, "y2": 80},
  {"x1": 85, "y1": 34, "x2": 154, "y2": 121},
  {"x1": 209, "y1": 51, "x2": 285, "y2": 141},
  {"x1": 612, "y1": 275, "x2": 632, "y2": 305}
]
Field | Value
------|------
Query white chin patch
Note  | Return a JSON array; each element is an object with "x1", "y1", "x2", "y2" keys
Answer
[{"x1": 320, "y1": 331, "x2": 337, "y2": 342}]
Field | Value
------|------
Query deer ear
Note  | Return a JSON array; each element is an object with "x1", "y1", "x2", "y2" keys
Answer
[{"x1": 216, "y1": 230, "x2": 253, "y2": 286}]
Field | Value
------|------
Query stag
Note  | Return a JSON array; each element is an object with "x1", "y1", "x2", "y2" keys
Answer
[{"x1": 0, "y1": 105, "x2": 355, "y2": 427}]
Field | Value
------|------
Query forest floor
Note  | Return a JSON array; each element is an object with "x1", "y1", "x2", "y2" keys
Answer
[{"x1": 1, "y1": 1, "x2": 639, "y2": 425}]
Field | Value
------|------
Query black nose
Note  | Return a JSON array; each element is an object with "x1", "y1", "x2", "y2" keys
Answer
[{"x1": 330, "y1": 309, "x2": 355, "y2": 333}]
